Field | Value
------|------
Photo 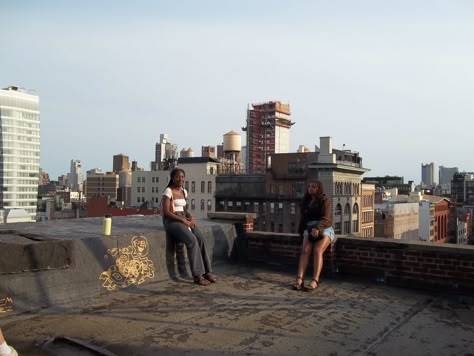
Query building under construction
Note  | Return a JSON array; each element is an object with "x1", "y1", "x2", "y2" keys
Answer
[{"x1": 242, "y1": 101, "x2": 294, "y2": 174}]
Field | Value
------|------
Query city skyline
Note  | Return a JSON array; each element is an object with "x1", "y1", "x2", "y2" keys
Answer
[{"x1": 2, "y1": 1, "x2": 473, "y2": 181}]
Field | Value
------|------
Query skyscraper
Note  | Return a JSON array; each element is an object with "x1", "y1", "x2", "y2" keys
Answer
[
  {"x1": 152, "y1": 133, "x2": 178, "y2": 170},
  {"x1": 421, "y1": 162, "x2": 436, "y2": 187},
  {"x1": 242, "y1": 101, "x2": 293, "y2": 174},
  {"x1": 0, "y1": 86, "x2": 40, "y2": 220},
  {"x1": 67, "y1": 159, "x2": 83, "y2": 191},
  {"x1": 439, "y1": 166, "x2": 458, "y2": 189}
]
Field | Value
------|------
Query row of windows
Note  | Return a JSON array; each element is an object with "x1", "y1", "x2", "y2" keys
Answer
[
  {"x1": 184, "y1": 181, "x2": 213, "y2": 194},
  {"x1": 1, "y1": 157, "x2": 40, "y2": 164},
  {"x1": 2, "y1": 186, "x2": 38, "y2": 192},
  {"x1": 1, "y1": 142, "x2": 40, "y2": 150},
  {"x1": 334, "y1": 182, "x2": 360, "y2": 196},
  {"x1": 1, "y1": 149, "x2": 40, "y2": 157},
  {"x1": 0, "y1": 108, "x2": 39, "y2": 121},
  {"x1": 1, "y1": 179, "x2": 38, "y2": 185},
  {"x1": 362, "y1": 194, "x2": 373, "y2": 207},
  {"x1": 135, "y1": 197, "x2": 213, "y2": 211},
  {"x1": 335, "y1": 203, "x2": 359, "y2": 216}
]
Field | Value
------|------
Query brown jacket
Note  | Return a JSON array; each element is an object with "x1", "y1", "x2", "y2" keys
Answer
[{"x1": 297, "y1": 196, "x2": 333, "y2": 235}]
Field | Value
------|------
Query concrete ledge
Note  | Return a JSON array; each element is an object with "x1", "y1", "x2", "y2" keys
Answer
[
  {"x1": 0, "y1": 239, "x2": 74, "y2": 274},
  {"x1": 0, "y1": 216, "x2": 237, "y2": 311}
]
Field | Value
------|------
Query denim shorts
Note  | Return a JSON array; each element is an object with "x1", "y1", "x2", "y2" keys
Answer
[{"x1": 304, "y1": 221, "x2": 335, "y2": 242}]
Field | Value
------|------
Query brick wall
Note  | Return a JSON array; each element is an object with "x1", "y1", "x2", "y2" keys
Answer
[{"x1": 241, "y1": 232, "x2": 474, "y2": 291}]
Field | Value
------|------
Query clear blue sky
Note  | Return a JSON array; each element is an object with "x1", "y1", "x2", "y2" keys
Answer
[{"x1": 2, "y1": 0, "x2": 473, "y2": 183}]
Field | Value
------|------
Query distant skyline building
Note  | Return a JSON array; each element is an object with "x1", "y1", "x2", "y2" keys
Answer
[
  {"x1": 439, "y1": 165, "x2": 458, "y2": 189},
  {"x1": 201, "y1": 145, "x2": 216, "y2": 158},
  {"x1": 113, "y1": 153, "x2": 130, "y2": 173},
  {"x1": 242, "y1": 101, "x2": 294, "y2": 174},
  {"x1": 421, "y1": 162, "x2": 436, "y2": 187},
  {"x1": 0, "y1": 86, "x2": 40, "y2": 220},
  {"x1": 152, "y1": 133, "x2": 178, "y2": 170},
  {"x1": 67, "y1": 159, "x2": 83, "y2": 192}
]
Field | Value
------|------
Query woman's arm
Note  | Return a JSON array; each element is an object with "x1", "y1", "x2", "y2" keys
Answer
[{"x1": 316, "y1": 198, "x2": 333, "y2": 230}]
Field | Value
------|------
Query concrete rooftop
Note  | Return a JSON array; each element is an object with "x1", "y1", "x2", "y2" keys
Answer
[
  {"x1": 2, "y1": 262, "x2": 474, "y2": 356},
  {"x1": 1, "y1": 216, "x2": 473, "y2": 355}
]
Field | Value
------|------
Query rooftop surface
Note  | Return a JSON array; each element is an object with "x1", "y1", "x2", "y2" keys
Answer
[{"x1": 3, "y1": 262, "x2": 474, "y2": 356}]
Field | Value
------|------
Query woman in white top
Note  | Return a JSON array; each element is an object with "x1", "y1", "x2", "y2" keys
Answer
[{"x1": 162, "y1": 168, "x2": 217, "y2": 286}]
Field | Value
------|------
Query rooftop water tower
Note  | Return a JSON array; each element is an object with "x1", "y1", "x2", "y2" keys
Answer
[{"x1": 223, "y1": 130, "x2": 241, "y2": 174}]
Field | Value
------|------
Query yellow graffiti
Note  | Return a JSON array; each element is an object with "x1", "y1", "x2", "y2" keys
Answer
[
  {"x1": 100, "y1": 235, "x2": 155, "y2": 291},
  {"x1": 0, "y1": 297, "x2": 13, "y2": 313}
]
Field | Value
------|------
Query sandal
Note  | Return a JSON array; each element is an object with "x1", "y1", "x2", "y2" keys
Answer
[
  {"x1": 304, "y1": 279, "x2": 319, "y2": 291},
  {"x1": 193, "y1": 276, "x2": 210, "y2": 286},
  {"x1": 293, "y1": 276, "x2": 304, "y2": 290},
  {"x1": 203, "y1": 273, "x2": 217, "y2": 283}
]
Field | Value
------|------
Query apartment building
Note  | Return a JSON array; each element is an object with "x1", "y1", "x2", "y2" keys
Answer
[
  {"x1": 215, "y1": 137, "x2": 373, "y2": 236},
  {"x1": 0, "y1": 86, "x2": 40, "y2": 221},
  {"x1": 242, "y1": 101, "x2": 293, "y2": 174}
]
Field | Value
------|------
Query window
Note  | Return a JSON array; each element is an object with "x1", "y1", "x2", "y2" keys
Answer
[
  {"x1": 208, "y1": 181, "x2": 212, "y2": 193},
  {"x1": 152, "y1": 177, "x2": 155, "y2": 183},
  {"x1": 290, "y1": 203, "x2": 296, "y2": 215},
  {"x1": 185, "y1": 181, "x2": 189, "y2": 191},
  {"x1": 353, "y1": 203, "x2": 359, "y2": 214},
  {"x1": 344, "y1": 203, "x2": 351, "y2": 215},
  {"x1": 270, "y1": 202, "x2": 275, "y2": 214},
  {"x1": 137, "y1": 177, "x2": 141, "y2": 183},
  {"x1": 152, "y1": 187, "x2": 155, "y2": 193},
  {"x1": 191, "y1": 199, "x2": 196, "y2": 210},
  {"x1": 142, "y1": 187, "x2": 145, "y2": 193},
  {"x1": 191, "y1": 181, "x2": 195, "y2": 193},
  {"x1": 201, "y1": 181, "x2": 205, "y2": 193},
  {"x1": 227, "y1": 201, "x2": 233, "y2": 208},
  {"x1": 137, "y1": 187, "x2": 140, "y2": 193},
  {"x1": 137, "y1": 197, "x2": 140, "y2": 203},
  {"x1": 335, "y1": 204, "x2": 342, "y2": 216},
  {"x1": 278, "y1": 224, "x2": 283, "y2": 232},
  {"x1": 352, "y1": 220, "x2": 359, "y2": 233},
  {"x1": 278, "y1": 202, "x2": 283, "y2": 211},
  {"x1": 201, "y1": 199, "x2": 205, "y2": 210},
  {"x1": 253, "y1": 202, "x2": 259, "y2": 212},
  {"x1": 335, "y1": 222, "x2": 342, "y2": 234},
  {"x1": 210, "y1": 167, "x2": 214, "y2": 174},
  {"x1": 207, "y1": 199, "x2": 212, "y2": 210},
  {"x1": 344, "y1": 221, "x2": 350, "y2": 234}
]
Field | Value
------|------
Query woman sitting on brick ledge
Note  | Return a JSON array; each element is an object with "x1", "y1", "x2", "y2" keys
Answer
[
  {"x1": 162, "y1": 168, "x2": 217, "y2": 286},
  {"x1": 294, "y1": 179, "x2": 335, "y2": 291}
]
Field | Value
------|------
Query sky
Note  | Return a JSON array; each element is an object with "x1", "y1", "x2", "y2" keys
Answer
[{"x1": 1, "y1": 0, "x2": 473, "y2": 183}]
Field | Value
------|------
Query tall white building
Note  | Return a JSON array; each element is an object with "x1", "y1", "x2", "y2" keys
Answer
[
  {"x1": 0, "y1": 86, "x2": 40, "y2": 220},
  {"x1": 67, "y1": 159, "x2": 83, "y2": 191}
]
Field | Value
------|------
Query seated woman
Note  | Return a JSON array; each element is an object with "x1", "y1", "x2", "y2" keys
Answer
[
  {"x1": 161, "y1": 168, "x2": 217, "y2": 286},
  {"x1": 293, "y1": 179, "x2": 335, "y2": 292}
]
